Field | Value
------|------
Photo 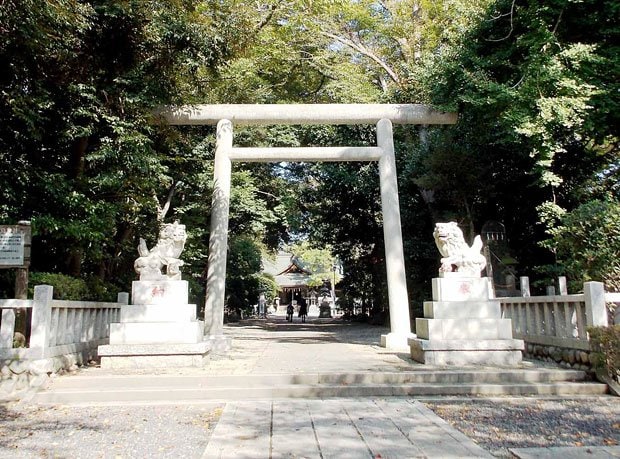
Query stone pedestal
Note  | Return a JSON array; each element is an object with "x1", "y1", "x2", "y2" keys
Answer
[
  {"x1": 99, "y1": 281, "x2": 210, "y2": 369},
  {"x1": 409, "y1": 276, "x2": 523, "y2": 366}
]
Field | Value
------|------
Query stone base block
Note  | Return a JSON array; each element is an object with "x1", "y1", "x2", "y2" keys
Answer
[
  {"x1": 132, "y1": 280, "x2": 189, "y2": 305},
  {"x1": 110, "y1": 321, "x2": 204, "y2": 345},
  {"x1": 99, "y1": 342, "x2": 211, "y2": 369},
  {"x1": 432, "y1": 277, "x2": 493, "y2": 302},
  {"x1": 120, "y1": 303, "x2": 197, "y2": 323},
  {"x1": 409, "y1": 338, "x2": 524, "y2": 366},
  {"x1": 204, "y1": 334, "x2": 232, "y2": 355},
  {"x1": 416, "y1": 318, "x2": 513, "y2": 340},
  {"x1": 423, "y1": 300, "x2": 501, "y2": 319},
  {"x1": 380, "y1": 332, "x2": 416, "y2": 351}
]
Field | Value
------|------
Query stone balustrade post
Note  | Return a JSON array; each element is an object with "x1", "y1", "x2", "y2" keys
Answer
[
  {"x1": 117, "y1": 292, "x2": 129, "y2": 305},
  {"x1": 29, "y1": 285, "x2": 54, "y2": 358},
  {"x1": 558, "y1": 276, "x2": 568, "y2": 295},
  {"x1": 0, "y1": 309, "x2": 16, "y2": 348},
  {"x1": 584, "y1": 281, "x2": 608, "y2": 327},
  {"x1": 506, "y1": 274, "x2": 516, "y2": 291},
  {"x1": 520, "y1": 276, "x2": 530, "y2": 297}
]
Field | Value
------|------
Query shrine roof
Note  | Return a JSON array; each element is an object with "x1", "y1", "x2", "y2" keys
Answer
[{"x1": 262, "y1": 251, "x2": 312, "y2": 287}]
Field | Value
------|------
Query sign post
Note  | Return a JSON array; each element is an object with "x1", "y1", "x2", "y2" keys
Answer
[{"x1": 0, "y1": 221, "x2": 32, "y2": 299}]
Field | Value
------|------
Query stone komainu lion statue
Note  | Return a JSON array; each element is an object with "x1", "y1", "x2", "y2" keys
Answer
[
  {"x1": 134, "y1": 221, "x2": 187, "y2": 281},
  {"x1": 433, "y1": 222, "x2": 487, "y2": 277}
]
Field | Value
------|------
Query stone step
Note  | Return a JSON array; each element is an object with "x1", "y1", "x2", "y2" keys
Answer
[
  {"x1": 39, "y1": 368, "x2": 590, "y2": 390},
  {"x1": 31, "y1": 369, "x2": 607, "y2": 404},
  {"x1": 32, "y1": 381, "x2": 608, "y2": 405}
]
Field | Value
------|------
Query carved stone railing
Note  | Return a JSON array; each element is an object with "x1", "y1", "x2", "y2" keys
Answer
[
  {"x1": 500, "y1": 282, "x2": 608, "y2": 365},
  {"x1": 1, "y1": 285, "x2": 126, "y2": 367}
]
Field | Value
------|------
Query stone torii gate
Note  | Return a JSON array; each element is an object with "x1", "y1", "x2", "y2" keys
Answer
[{"x1": 158, "y1": 104, "x2": 457, "y2": 351}]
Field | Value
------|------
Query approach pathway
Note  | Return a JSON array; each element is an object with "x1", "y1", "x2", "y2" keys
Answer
[
  {"x1": 202, "y1": 398, "x2": 493, "y2": 458},
  {"x1": 16, "y1": 315, "x2": 619, "y2": 459}
]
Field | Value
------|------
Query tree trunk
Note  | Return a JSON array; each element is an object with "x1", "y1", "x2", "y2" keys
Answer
[{"x1": 67, "y1": 137, "x2": 89, "y2": 276}]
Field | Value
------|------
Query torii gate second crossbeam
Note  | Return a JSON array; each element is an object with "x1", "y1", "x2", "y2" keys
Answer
[{"x1": 157, "y1": 104, "x2": 458, "y2": 351}]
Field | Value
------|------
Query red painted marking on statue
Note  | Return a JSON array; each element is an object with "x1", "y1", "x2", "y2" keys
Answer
[
  {"x1": 459, "y1": 282, "x2": 471, "y2": 294},
  {"x1": 152, "y1": 286, "x2": 166, "y2": 297}
]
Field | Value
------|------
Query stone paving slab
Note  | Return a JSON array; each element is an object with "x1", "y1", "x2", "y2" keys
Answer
[
  {"x1": 201, "y1": 398, "x2": 493, "y2": 458},
  {"x1": 510, "y1": 446, "x2": 620, "y2": 458}
]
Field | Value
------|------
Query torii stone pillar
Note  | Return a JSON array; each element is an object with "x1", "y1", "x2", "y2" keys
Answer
[
  {"x1": 203, "y1": 120, "x2": 233, "y2": 351},
  {"x1": 157, "y1": 104, "x2": 457, "y2": 351},
  {"x1": 377, "y1": 119, "x2": 412, "y2": 348}
]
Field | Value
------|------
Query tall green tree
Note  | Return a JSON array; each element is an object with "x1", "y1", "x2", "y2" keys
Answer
[
  {"x1": 406, "y1": 0, "x2": 619, "y2": 282},
  {"x1": 0, "y1": 0, "x2": 223, "y2": 292}
]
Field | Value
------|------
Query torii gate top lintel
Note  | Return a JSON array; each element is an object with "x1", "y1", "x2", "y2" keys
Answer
[{"x1": 157, "y1": 103, "x2": 457, "y2": 126}]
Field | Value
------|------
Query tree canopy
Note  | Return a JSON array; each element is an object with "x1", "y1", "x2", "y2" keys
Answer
[{"x1": 1, "y1": 0, "x2": 618, "y2": 312}]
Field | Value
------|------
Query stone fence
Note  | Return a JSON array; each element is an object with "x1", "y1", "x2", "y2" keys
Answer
[
  {"x1": 1, "y1": 285, "x2": 127, "y2": 399},
  {"x1": 499, "y1": 281, "x2": 613, "y2": 369}
]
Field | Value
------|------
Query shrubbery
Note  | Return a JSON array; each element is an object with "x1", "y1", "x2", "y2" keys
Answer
[
  {"x1": 28, "y1": 272, "x2": 118, "y2": 301},
  {"x1": 588, "y1": 325, "x2": 620, "y2": 383}
]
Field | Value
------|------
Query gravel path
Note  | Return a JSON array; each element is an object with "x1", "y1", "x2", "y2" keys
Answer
[
  {"x1": 0, "y1": 402, "x2": 223, "y2": 459},
  {"x1": 424, "y1": 396, "x2": 620, "y2": 458}
]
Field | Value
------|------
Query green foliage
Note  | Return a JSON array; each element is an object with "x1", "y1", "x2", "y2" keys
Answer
[
  {"x1": 0, "y1": 0, "x2": 228, "y2": 289},
  {"x1": 228, "y1": 236, "x2": 262, "y2": 279},
  {"x1": 289, "y1": 241, "x2": 341, "y2": 288},
  {"x1": 588, "y1": 325, "x2": 620, "y2": 383},
  {"x1": 406, "y1": 0, "x2": 620, "y2": 277},
  {"x1": 2, "y1": 0, "x2": 618, "y2": 315},
  {"x1": 28, "y1": 272, "x2": 120, "y2": 301},
  {"x1": 28, "y1": 272, "x2": 89, "y2": 300},
  {"x1": 545, "y1": 198, "x2": 620, "y2": 292},
  {"x1": 257, "y1": 273, "x2": 280, "y2": 305},
  {"x1": 226, "y1": 236, "x2": 266, "y2": 308}
]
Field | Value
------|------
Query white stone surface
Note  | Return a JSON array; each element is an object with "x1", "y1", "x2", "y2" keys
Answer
[
  {"x1": 0, "y1": 309, "x2": 15, "y2": 348},
  {"x1": 204, "y1": 334, "x2": 233, "y2": 354},
  {"x1": 100, "y1": 354, "x2": 209, "y2": 370},
  {"x1": 416, "y1": 318, "x2": 514, "y2": 340},
  {"x1": 423, "y1": 300, "x2": 501, "y2": 319},
  {"x1": 409, "y1": 344, "x2": 523, "y2": 366},
  {"x1": 99, "y1": 342, "x2": 211, "y2": 356},
  {"x1": 584, "y1": 281, "x2": 608, "y2": 327},
  {"x1": 109, "y1": 321, "x2": 204, "y2": 345},
  {"x1": 158, "y1": 104, "x2": 458, "y2": 126},
  {"x1": 229, "y1": 146, "x2": 383, "y2": 162},
  {"x1": 432, "y1": 277, "x2": 493, "y2": 302},
  {"x1": 131, "y1": 280, "x2": 189, "y2": 305},
  {"x1": 380, "y1": 332, "x2": 416, "y2": 351},
  {"x1": 433, "y1": 222, "x2": 487, "y2": 277},
  {"x1": 134, "y1": 221, "x2": 187, "y2": 281},
  {"x1": 204, "y1": 119, "x2": 232, "y2": 337},
  {"x1": 120, "y1": 303, "x2": 197, "y2": 323},
  {"x1": 408, "y1": 338, "x2": 524, "y2": 351},
  {"x1": 29, "y1": 285, "x2": 53, "y2": 353},
  {"x1": 101, "y1": 277, "x2": 210, "y2": 368},
  {"x1": 378, "y1": 119, "x2": 412, "y2": 342},
  {"x1": 412, "y1": 275, "x2": 522, "y2": 365}
]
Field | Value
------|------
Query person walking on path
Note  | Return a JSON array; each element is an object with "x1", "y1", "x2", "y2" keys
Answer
[
  {"x1": 298, "y1": 298, "x2": 308, "y2": 323},
  {"x1": 286, "y1": 304, "x2": 294, "y2": 322}
]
